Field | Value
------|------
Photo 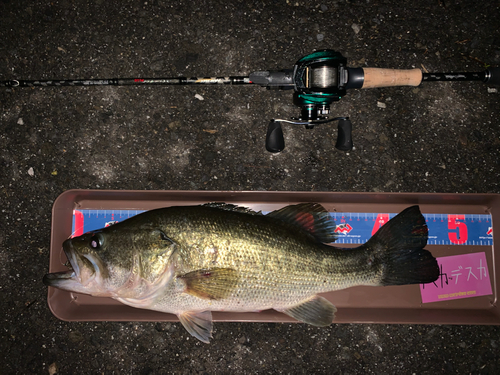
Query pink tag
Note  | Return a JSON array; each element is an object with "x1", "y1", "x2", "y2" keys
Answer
[{"x1": 420, "y1": 252, "x2": 492, "y2": 303}]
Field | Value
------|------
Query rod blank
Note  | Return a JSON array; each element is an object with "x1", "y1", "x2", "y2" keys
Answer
[{"x1": 0, "y1": 76, "x2": 252, "y2": 88}]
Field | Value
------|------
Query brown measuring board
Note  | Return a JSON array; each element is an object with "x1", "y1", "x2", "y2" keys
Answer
[{"x1": 46, "y1": 190, "x2": 499, "y2": 325}]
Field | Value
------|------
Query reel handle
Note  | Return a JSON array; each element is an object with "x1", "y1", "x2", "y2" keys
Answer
[
  {"x1": 265, "y1": 118, "x2": 353, "y2": 153},
  {"x1": 335, "y1": 118, "x2": 353, "y2": 151},
  {"x1": 265, "y1": 120, "x2": 285, "y2": 153}
]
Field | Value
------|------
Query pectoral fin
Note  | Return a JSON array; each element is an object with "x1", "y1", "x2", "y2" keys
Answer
[
  {"x1": 178, "y1": 311, "x2": 213, "y2": 344},
  {"x1": 279, "y1": 295, "x2": 337, "y2": 327},
  {"x1": 178, "y1": 268, "x2": 240, "y2": 300}
]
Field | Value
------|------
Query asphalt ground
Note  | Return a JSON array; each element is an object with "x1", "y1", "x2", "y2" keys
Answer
[{"x1": 1, "y1": 0, "x2": 499, "y2": 373}]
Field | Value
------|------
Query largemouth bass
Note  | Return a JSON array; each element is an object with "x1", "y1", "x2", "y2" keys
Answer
[{"x1": 44, "y1": 203, "x2": 439, "y2": 343}]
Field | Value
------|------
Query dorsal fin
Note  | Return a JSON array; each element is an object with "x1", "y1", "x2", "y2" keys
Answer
[
  {"x1": 201, "y1": 202, "x2": 262, "y2": 215},
  {"x1": 267, "y1": 203, "x2": 337, "y2": 243}
]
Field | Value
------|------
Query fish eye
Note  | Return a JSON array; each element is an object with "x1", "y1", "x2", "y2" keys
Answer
[{"x1": 90, "y1": 233, "x2": 104, "y2": 249}]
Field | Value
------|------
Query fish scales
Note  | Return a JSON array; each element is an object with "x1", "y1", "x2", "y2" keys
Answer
[
  {"x1": 44, "y1": 203, "x2": 439, "y2": 343},
  {"x1": 152, "y1": 206, "x2": 374, "y2": 308}
]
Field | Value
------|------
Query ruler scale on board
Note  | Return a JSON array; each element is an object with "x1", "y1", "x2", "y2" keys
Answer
[
  {"x1": 71, "y1": 209, "x2": 493, "y2": 246},
  {"x1": 329, "y1": 211, "x2": 493, "y2": 246}
]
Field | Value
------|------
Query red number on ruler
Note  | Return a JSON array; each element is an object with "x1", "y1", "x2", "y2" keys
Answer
[
  {"x1": 72, "y1": 210, "x2": 84, "y2": 237},
  {"x1": 372, "y1": 214, "x2": 389, "y2": 235},
  {"x1": 448, "y1": 214, "x2": 468, "y2": 244}
]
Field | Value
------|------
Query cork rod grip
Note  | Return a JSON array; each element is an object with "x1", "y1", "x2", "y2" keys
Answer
[{"x1": 361, "y1": 68, "x2": 422, "y2": 88}]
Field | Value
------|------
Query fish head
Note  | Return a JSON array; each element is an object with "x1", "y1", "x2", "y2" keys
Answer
[{"x1": 43, "y1": 226, "x2": 178, "y2": 299}]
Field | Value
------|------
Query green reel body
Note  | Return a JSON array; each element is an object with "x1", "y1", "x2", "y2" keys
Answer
[{"x1": 293, "y1": 49, "x2": 348, "y2": 116}]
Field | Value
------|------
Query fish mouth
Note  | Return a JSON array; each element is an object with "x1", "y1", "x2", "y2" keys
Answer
[
  {"x1": 42, "y1": 238, "x2": 96, "y2": 290},
  {"x1": 42, "y1": 268, "x2": 77, "y2": 286},
  {"x1": 42, "y1": 238, "x2": 79, "y2": 287},
  {"x1": 43, "y1": 237, "x2": 112, "y2": 297}
]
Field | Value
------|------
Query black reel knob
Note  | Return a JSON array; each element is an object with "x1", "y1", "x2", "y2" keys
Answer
[
  {"x1": 265, "y1": 120, "x2": 285, "y2": 153},
  {"x1": 335, "y1": 118, "x2": 353, "y2": 151}
]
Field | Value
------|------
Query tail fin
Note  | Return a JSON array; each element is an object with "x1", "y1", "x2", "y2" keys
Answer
[{"x1": 365, "y1": 206, "x2": 439, "y2": 286}]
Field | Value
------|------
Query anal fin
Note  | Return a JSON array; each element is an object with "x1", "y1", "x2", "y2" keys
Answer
[
  {"x1": 178, "y1": 311, "x2": 213, "y2": 343},
  {"x1": 279, "y1": 295, "x2": 337, "y2": 327}
]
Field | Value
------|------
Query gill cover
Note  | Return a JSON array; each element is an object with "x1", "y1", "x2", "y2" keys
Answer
[{"x1": 44, "y1": 227, "x2": 178, "y2": 299}]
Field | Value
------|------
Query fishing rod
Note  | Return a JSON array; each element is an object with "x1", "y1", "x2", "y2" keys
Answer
[{"x1": 2, "y1": 50, "x2": 499, "y2": 152}]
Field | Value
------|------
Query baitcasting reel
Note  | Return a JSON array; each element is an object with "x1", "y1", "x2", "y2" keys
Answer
[{"x1": 249, "y1": 50, "x2": 361, "y2": 152}]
